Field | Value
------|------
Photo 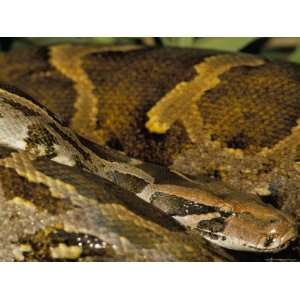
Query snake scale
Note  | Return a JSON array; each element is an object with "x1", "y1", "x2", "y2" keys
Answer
[{"x1": 0, "y1": 44, "x2": 300, "y2": 261}]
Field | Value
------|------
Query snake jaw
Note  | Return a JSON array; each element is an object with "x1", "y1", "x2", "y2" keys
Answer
[{"x1": 195, "y1": 203, "x2": 298, "y2": 252}]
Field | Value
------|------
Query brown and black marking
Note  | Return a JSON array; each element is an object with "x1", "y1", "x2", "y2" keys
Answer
[
  {"x1": 198, "y1": 217, "x2": 227, "y2": 234},
  {"x1": 24, "y1": 124, "x2": 58, "y2": 159},
  {"x1": 0, "y1": 166, "x2": 72, "y2": 215},
  {"x1": 1, "y1": 97, "x2": 41, "y2": 117},
  {"x1": 78, "y1": 135, "x2": 131, "y2": 164},
  {"x1": 150, "y1": 191, "x2": 219, "y2": 216},
  {"x1": 18, "y1": 227, "x2": 115, "y2": 261},
  {"x1": 32, "y1": 158, "x2": 184, "y2": 232},
  {"x1": 48, "y1": 122, "x2": 91, "y2": 161},
  {"x1": 137, "y1": 161, "x2": 199, "y2": 187},
  {"x1": 0, "y1": 82, "x2": 71, "y2": 127},
  {"x1": 106, "y1": 170, "x2": 148, "y2": 194}
]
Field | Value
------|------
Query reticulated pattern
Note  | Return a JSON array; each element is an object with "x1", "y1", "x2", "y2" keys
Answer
[{"x1": 198, "y1": 62, "x2": 300, "y2": 152}]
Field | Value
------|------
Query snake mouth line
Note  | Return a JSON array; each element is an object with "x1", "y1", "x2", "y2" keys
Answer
[{"x1": 197, "y1": 226, "x2": 297, "y2": 253}]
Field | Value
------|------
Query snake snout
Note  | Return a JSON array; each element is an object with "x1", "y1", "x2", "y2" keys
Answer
[{"x1": 260, "y1": 220, "x2": 298, "y2": 252}]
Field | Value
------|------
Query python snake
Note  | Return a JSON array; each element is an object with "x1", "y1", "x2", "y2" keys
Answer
[{"x1": 0, "y1": 45, "x2": 299, "y2": 261}]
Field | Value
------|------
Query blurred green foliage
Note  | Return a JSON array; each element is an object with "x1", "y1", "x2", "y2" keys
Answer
[
  {"x1": 1, "y1": 37, "x2": 300, "y2": 64},
  {"x1": 161, "y1": 37, "x2": 256, "y2": 51},
  {"x1": 289, "y1": 48, "x2": 300, "y2": 63}
]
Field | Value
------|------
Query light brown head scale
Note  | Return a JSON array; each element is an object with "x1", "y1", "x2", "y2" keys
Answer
[
  {"x1": 154, "y1": 183, "x2": 297, "y2": 252},
  {"x1": 196, "y1": 191, "x2": 298, "y2": 252}
]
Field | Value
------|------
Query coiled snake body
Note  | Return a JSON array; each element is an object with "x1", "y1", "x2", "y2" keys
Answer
[{"x1": 0, "y1": 45, "x2": 299, "y2": 261}]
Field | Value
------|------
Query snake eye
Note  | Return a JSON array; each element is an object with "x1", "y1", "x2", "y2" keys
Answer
[{"x1": 270, "y1": 219, "x2": 279, "y2": 224}]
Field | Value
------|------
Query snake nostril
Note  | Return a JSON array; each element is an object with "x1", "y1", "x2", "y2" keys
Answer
[{"x1": 264, "y1": 234, "x2": 275, "y2": 247}]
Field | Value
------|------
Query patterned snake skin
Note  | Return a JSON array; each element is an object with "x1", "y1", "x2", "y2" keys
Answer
[{"x1": 0, "y1": 45, "x2": 300, "y2": 261}]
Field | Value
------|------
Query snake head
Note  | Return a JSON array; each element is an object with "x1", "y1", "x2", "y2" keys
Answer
[{"x1": 197, "y1": 192, "x2": 298, "y2": 252}]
